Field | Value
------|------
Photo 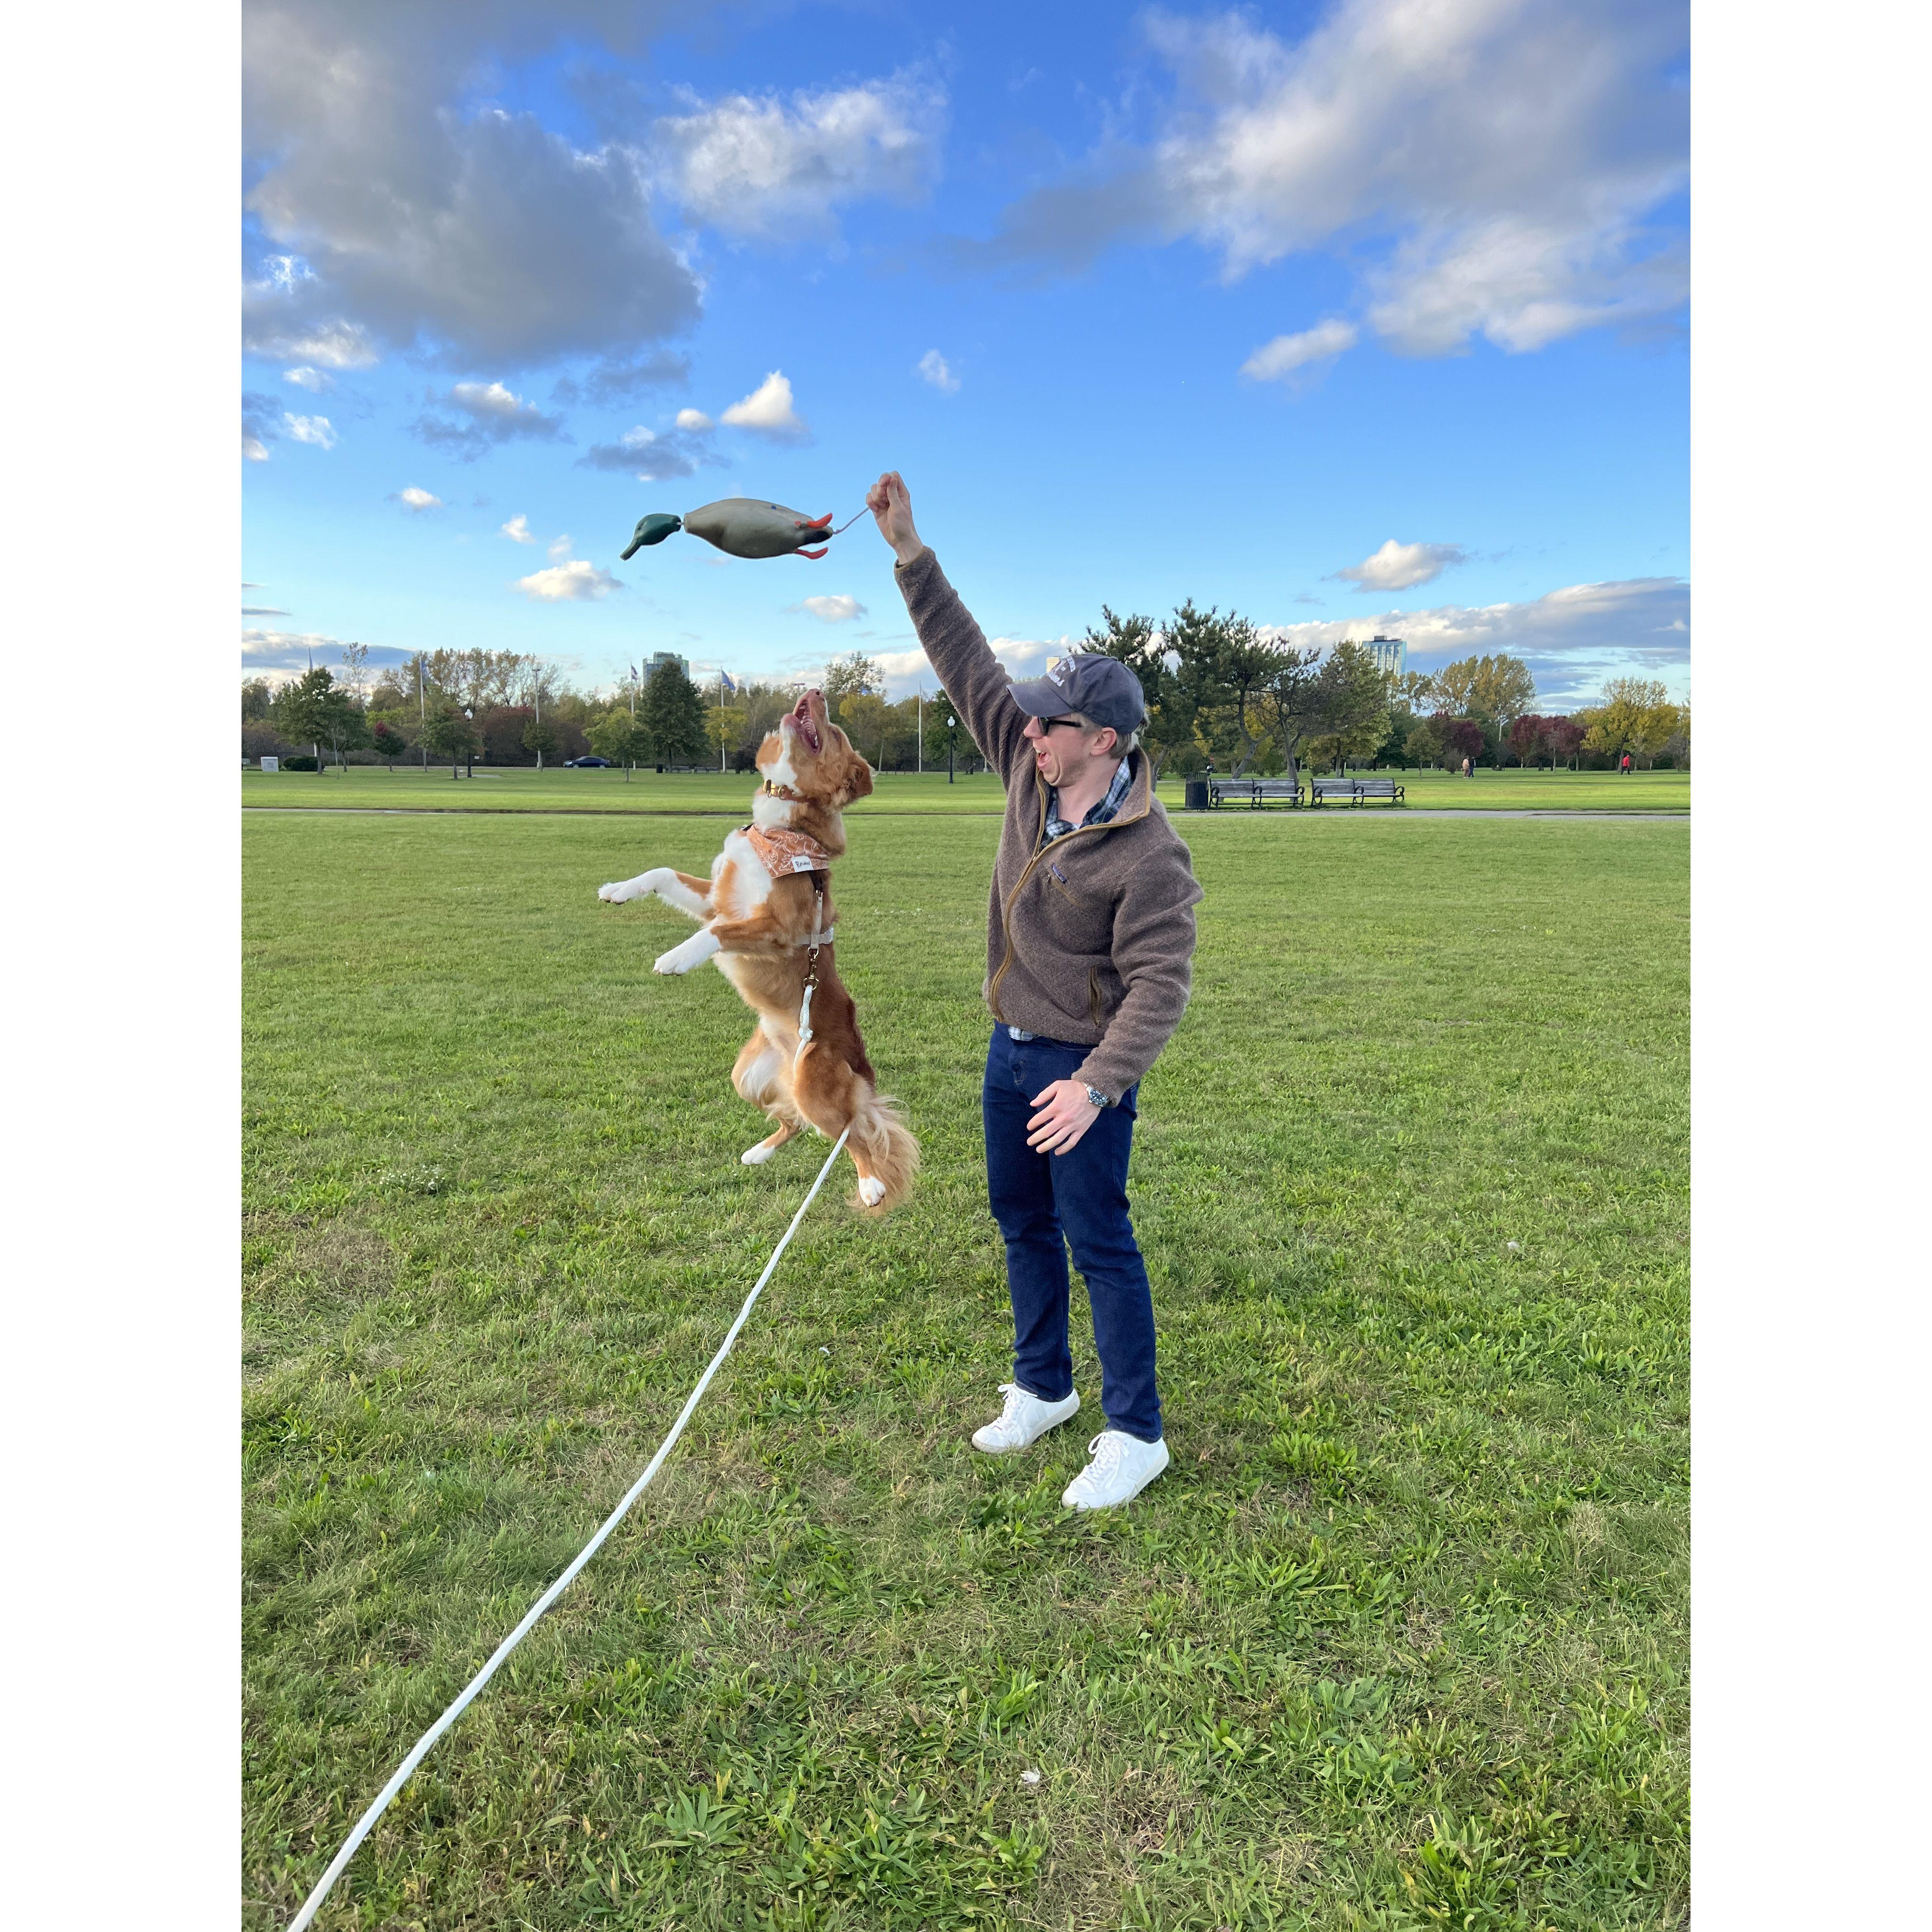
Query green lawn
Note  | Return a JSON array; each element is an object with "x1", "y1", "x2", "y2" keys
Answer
[
  {"x1": 242, "y1": 761, "x2": 1690, "y2": 816},
  {"x1": 244, "y1": 808, "x2": 1688, "y2": 1930}
]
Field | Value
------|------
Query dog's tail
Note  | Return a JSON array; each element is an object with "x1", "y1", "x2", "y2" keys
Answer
[{"x1": 849, "y1": 1086, "x2": 920, "y2": 1215}]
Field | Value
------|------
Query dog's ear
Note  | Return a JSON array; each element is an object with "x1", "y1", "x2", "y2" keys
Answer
[{"x1": 835, "y1": 753, "x2": 874, "y2": 805}]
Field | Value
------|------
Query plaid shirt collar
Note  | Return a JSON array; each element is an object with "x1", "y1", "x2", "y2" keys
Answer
[{"x1": 1043, "y1": 756, "x2": 1133, "y2": 844}]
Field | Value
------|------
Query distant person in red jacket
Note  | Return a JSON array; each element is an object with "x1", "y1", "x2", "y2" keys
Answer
[{"x1": 1620, "y1": 752, "x2": 1633, "y2": 775}]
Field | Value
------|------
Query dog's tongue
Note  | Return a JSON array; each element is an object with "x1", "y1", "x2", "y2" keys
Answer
[{"x1": 792, "y1": 694, "x2": 822, "y2": 752}]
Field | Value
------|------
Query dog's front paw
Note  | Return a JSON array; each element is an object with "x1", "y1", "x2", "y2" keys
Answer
[
  {"x1": 654, "y1": 931, "x2": 720, "y2": 975},
  {"x1": 741, "y1": 1141, "x2": 778, "y2": 1165},
  {"x1": 856, "y1": 1175, "x2": 886, "y2": 1207},
  {"x1": 601, "y1": 868, "x2": 669, "y2": 904}
]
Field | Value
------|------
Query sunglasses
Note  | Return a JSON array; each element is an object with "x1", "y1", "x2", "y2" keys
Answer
[{"x1": 1036, "y1": 714, "x2": 1085, "y2": 733}]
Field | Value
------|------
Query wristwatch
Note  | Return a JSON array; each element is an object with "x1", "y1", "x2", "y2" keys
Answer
[{"x1": 1083, "y1": 1084, "x2": 1115, "y2": 1110}]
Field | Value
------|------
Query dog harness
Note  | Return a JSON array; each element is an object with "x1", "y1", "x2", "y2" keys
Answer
[{"x1": 736, "y1": 824, "x2": 837, "y2": 1064}]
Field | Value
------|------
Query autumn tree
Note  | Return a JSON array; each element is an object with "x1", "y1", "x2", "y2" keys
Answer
[
  {"x1": 821, "y1": 651, "x2": 883, "y2": 708},
  {"x1": 1581, "y1": 679, "x2": 1679, "y2": 768},
  {"x1": 1431, "y1": 654, "x2": 1538, "y2": 764}
]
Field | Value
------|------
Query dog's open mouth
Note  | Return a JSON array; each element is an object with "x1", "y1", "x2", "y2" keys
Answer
[{"x1": 790, "y1": 693, "x2": 823, "y2": 754}]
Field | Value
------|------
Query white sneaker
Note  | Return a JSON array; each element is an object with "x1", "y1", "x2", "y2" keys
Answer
[
  {"x1": 971, "y1": 1382, "x2": 1081, "y2": 1454},
  {"x1": 1061, "y1": 1430, "x2": 1171, "y2": 1511}
]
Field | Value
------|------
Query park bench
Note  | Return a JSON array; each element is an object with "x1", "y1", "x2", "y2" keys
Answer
[
  {"x1": 1309, "y1": 774, "x2": 1406, "y2": 807},
  {"x1": 1207, "y1": 776, "x2": 1302, "y2": 808}
]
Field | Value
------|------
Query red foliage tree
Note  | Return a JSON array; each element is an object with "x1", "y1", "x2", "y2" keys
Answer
[{"x1": 1437, "y1": 714, "x2": 1485, "y2": 766}]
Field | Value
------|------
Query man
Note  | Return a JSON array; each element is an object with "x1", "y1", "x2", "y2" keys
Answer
[{"x1": 867, "y1": 471, "x2": 1204, "y2": 1511}]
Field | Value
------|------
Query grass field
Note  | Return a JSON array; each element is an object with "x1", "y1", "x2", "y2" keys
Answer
[
  {"x1": 244, "y1": 807, "x2": 1688, "y2": 1930},
  {"x1": 241, "y1": 761, "x2": 1690, "y2": 816}
]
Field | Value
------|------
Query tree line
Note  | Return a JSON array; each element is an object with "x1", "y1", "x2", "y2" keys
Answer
[{"x1": 242, "y1": 627, "x2": 1688, "y2": 779}]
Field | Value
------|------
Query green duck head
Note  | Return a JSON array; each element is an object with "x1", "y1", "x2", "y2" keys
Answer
[{"x1": 620, "y1": 512, "x2": 683, "y2": 559}]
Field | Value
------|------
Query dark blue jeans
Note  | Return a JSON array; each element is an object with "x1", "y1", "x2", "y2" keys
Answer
[{"x1": 981, "y1": 1029, "x2": 1162, "y2": 1443}]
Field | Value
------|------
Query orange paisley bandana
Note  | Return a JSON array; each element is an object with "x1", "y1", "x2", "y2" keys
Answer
[{"x1": 741, "y1": 822, "x2": 832, "y2": 878}]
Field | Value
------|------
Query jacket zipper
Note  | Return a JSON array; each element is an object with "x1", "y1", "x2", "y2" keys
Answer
[{"x1": 987, "y1": 761, "x2": 1154, "y2": 1020}]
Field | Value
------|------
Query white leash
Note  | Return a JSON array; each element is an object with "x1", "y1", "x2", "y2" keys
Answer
[{"x1": 287, "y1": 1125, "x2": 853, "y2": 1931}]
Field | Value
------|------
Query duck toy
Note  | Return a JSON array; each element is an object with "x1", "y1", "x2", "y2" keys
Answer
[{"x1": 621, "y1": 497, "x2": 862, "y2": 563}]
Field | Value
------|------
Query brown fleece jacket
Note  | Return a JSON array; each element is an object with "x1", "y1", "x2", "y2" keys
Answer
[{"x1": 894, "y1": 546, "x2": 1203, "y2": 1100}]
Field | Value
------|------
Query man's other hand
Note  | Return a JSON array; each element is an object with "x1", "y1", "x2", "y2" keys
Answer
[
  {"x1": 867, "y1": 471, "x2": 924, "y2": 564},
  {"x1": 1027, "y1": 1078, "x2": 1102, "y2": 1156}
]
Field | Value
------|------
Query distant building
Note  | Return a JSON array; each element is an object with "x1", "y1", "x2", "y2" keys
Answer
[
  {"x1": 640, "y1": 651, "x2": 689, "y2": 685},
  {"x1": 1360, "y1": 635, "x2": 1406, "y2": 678}
]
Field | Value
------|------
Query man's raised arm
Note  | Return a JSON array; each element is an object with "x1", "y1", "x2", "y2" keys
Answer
[{"x1": 867, "y1": 471, "x2": 1029, "y2": 781}]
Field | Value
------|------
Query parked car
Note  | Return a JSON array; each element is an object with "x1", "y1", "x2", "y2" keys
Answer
[{"x1": 563, "y1": 755, "x2": 613, "y2": 767}]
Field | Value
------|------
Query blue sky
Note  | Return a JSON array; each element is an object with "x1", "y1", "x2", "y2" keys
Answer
[{"x1": 242, "y1": 0, "x2": 1688, "y2": 709}]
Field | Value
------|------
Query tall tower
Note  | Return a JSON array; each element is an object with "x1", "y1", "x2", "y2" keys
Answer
[{"x1": 1361, "y1": 635, "x2": 1406, "y2": 678}]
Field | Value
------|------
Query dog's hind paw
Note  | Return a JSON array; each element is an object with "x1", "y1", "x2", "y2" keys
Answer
[{"x1": 856, "y1": 1175, "x2": 886, "y2": 1207}]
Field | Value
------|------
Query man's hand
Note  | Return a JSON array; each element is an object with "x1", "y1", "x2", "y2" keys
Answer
[
  {"x1": 1028, "y1": 1078, "x2": 1103, "y2": 1156},
  {"x1": 867, "y1": 471, "x2": 924, "y2": 564}
]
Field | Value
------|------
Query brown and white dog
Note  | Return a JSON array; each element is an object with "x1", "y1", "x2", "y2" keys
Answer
[{"x1": 597, "y1": 689, "x2": 919, "y2": 1213}]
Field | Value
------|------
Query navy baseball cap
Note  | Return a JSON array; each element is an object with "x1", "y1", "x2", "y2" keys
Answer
[{"x1": 1005, "y1": 653, "x2": 1146, "y2": 736}]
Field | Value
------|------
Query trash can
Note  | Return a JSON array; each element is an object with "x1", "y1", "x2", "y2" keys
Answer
[{"x1": 1184, "y1": 776, "x2": 1209, "y2": 813}]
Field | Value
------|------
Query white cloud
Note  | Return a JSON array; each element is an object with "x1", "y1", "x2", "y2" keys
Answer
[
  {"x1": 1255, "y1": 577, "x2": 1689, "y2": 707},
  {"x1": 1241, "y1": 319, "x2": 1357, "y2": 382},
  {"x1": 282, "y1": 365, "x2": 332, "y2": 392},
  {"x1": 516, "y1": 558, "x2": 621, "y2": 602},
  {"x1": 449, "y1": 380, "x2": 522, "y2": 418},
  {"x1": 676, "y1": 408, "x2": 713, "y2": 431},
  {"x1": 397, "y1": 486, "x2": 442, "y2": 511},
  {"x1": 242, "y1": 628, "x2": 417, "y2": 681},
  {"x1": 242, "y1": 392, "x2": 279, "y2": 460},
  {"x1": 281, "y1": 412, "x2": 337, "y2": 449},
  {"x1": 412, "y1": 380, "x2": 564, "y2": 459},
  {"x1": 1334, "y1": 539, "x2": 1470, "y2": 593},
  {"x1": 655, "y1": 76, "x2": 945, "y2": 241},
  {"x1": 721, "y1": 370, "x2": 809, "y2": 441},
  {"x1": 245, "y1": 317, "x2": 380, "y2": 369},
  {"x1": 500, "y1": 514, "x2": 534, "y2": 543},
  {"x1": 576, "y1": 420, "x2": 720, "y2": 482},
  {"x1": 868, "y1": 633, "x2": 1072, "y2": 700},
  {"x1": 795, "y1": 595, "x2": 868, "y2": 623},
  {"x1": 916, "y1": 349, "x2": 960, "y2": 393},
  {"x1": 242, "y1": 6, "x2": 701, "y2": 369},
  {"x1": 984, "y1": 0, "x2": 1686, "y2": 357},
  {"x1": 547, "y1": 534, "x2": 574, "y2": 563}
]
